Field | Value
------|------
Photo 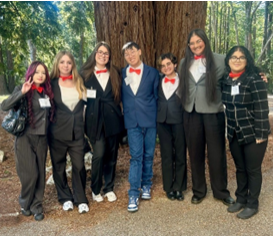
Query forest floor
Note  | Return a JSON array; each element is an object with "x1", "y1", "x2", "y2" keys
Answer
[{"x1": 0, "y1": 98, "x2": 273, "y2": 235}]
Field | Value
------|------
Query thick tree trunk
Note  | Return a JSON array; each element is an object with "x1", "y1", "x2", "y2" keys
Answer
[
  {"x1": 93, "y1": 1, "x2": 207, "y2": 69},
  {"x1": 0, "y1": 41, "x2": 9, "y2": 95},
  {"x1": 6, "y1": 50, "x2": 15, "y2": 93}
]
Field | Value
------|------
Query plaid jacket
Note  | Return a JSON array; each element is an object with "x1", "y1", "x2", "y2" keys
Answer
[{"x1": 221, "y1": 72, "x2": 270, "y2": 145}]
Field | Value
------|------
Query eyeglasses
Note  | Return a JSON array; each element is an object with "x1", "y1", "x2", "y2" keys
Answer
[
  {"x1": 97, "y1": 51, "x2": 109, "y2": 57},
  {"x1": 124, "y1": 50, "x2": 138, "y2": 58},
  {"x1": 161, "y1": 62, "x2": 173, "y2": 69},
  {"x1": 230, "y1": 56, "x2": 246, "y2": 62},
  {"x1": 188, "y1": 39, "x2": 203, "y2": 47}
]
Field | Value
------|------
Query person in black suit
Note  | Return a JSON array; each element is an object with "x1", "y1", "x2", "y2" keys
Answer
[
  {"x1": 49, "y1": 51, "x2": 89, "y2": 214},
  {"x1": 1, "y1": 61, "x2": 54, "y2": 221},
  {"x1": 80, "y1": 42, "x2": 124, "y2": 203},
  {"x1": 156, "y1": 53, "x2": 187, "y2": 201}
]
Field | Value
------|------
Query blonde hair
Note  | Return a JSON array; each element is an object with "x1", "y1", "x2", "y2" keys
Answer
[{"x1": 50, "y1": 51, "x2": 86, "y2": 99}]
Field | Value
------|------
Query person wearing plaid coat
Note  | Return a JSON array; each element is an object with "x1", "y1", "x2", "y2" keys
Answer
[{"x1": 221, "y1": 46, "x2": 270, "y2": 219}]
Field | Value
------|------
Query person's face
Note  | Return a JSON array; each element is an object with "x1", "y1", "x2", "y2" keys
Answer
[
  {"x1": 58, "y1": 55, "x2": 73, "y2": 76},
  {"x1": 124, "y1": 47, "x2": 142, "y2": 68},
  {"x1": 160, "y1": 58, "x2": 177, "y2": 78},
  {"x1": 95, "y1": 45, "x2": 110, "y2": 68},
  {"x1": 33, "y1": 64, "x2": 46, "y2": 86},
  {"x1": 189, "y1": 34, "x2": 206, "y2": 56},
  {"x1": 228, "y1": 50, "x2": 247, "y2": 73}
]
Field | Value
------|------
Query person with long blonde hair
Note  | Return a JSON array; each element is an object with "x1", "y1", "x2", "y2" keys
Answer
[{"x1": 49, "y1": 51, "x2": 89, "y2": 214}]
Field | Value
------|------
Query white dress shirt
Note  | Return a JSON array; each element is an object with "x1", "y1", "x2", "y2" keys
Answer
[
  {"x1": 126, "y1": 63, "x2": 144, "y2": 95},
  {"x1": 94, "y1": 66, "x2": 110, "y2": 91},
  {"x1": 162, "y1": 73, "x2": 179, "y2": 100},
  {"x1": 189, "y1": 58, "x2": 206, "y2": 83},
  {"x1": 59, "y1": 85, "x2": 79, "y2": 111}
]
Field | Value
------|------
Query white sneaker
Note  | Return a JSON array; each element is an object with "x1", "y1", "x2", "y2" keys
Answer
[
  {"x1": 63, "y1": 201, "x2": 73, "y2": 211},
  {"x1": 78, "y1": 203, "x2": 89, "y2": 214},
  {"x1": 92, "y1": 192, "x2": 104, "y2": 202},
  {"x1": 104, "y1": 191, "x2": 117, "y2": 202}
]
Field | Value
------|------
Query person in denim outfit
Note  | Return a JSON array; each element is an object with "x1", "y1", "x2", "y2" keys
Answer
[{"x1": 121, "y1": 42, "x2": 159, "y2": 212}]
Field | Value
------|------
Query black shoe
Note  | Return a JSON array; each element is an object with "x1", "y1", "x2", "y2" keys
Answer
[
  {"x1": 34, "y1": 213, "x2": 44, "y2": 221},
  {"x1": 21, "y1": 208, "x2": 31, "y2": 216},
  {"x1": 191, "y1": 195, "x2": 205, "y2": 204},
  {"x1": 222, "y1": 196, "x2": 235, "y2": 206},
  {"x1": 175, "y1": 191, "x2": 184, "y2": 201},
  {"x1": 227, "y1": 202, "x2": 245, "y2": 213},
  {"x1": 237, "y1": 207, "x2": 258, "y2": 219},
  {"x1": 166, "y1": 191, "x2": 176, "y2": 200}
]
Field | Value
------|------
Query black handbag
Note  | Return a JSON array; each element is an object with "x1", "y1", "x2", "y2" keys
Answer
[{"x1": 1, "y1": 98, "x2": 28, "y2": 136}]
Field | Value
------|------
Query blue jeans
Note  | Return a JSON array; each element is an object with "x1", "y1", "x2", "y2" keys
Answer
[{"x1": 127, "y1": 126, "x2": 156, "y2": 197}]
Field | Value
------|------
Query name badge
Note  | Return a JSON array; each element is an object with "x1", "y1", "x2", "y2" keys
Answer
[
  {"x1": 198, "y1": 65, "x2": 206, "y2": 74},
  {"x1": 125, "y1": 76, "x2": 133, "y2": 86},
  {"x1": 39, "y1": 98, "x2": 51, "y2": 108},
  {"x1": 87, "y1": 89, "x2": 96, "y2": 98},
  {"x1": 231, "y1": 85, "x2": 240, "y2": 95}
]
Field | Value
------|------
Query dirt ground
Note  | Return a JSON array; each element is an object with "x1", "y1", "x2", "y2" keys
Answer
[{"x1": 0, "y1": 110, "x2": 273, "y2": 228}]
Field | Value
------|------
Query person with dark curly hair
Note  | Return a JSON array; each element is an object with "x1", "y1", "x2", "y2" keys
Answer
[
  {"x1": 1, "y1": 61, "x2": 55, "y2": 221},
  {"x1": 222, "y1": 46, "x2": 270, "y2": 219}
]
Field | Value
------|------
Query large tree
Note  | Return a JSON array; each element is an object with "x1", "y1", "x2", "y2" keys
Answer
[{"x1": 93, "y1": 1, "x2": 207, "y2": 69}]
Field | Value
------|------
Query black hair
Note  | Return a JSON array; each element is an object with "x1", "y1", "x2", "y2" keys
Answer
[
  {"x1": 122, "y1": 42, "x2": 140, "y2": 55},
  {"x1": 157, "y1": 52, "x2": 178, "y2": 70}
]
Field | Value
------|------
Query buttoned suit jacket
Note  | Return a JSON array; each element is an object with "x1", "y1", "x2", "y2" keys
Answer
[{"x1": 121, "y1": 64, "x2": 159, "y2": 129}]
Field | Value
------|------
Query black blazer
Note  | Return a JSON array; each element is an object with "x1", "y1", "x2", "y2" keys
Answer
[
  {"x1": 84, "y1": 74, "x2": 124, "y2": 143},
  {"x1": 49, "y1": 78, "x2": 85, "y2": 141},
  {"x1": 157, "y1": 77, "x2": 183, "y2": 124}
]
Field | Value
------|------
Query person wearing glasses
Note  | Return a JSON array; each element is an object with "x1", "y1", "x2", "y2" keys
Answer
[
  {"x1": 49, "y1": 51, "x2": 89, "y2": 214},
  {"x1": 178, "y1": 29, "x2": 235, "y2": 206},
  {"x1": 222, "y1": 46, "x2": 270, "y2": 219},
  {"x1": 80, "y1": 42, "x2": 124, "y2": 203},
  {"x1": 156, "y1": 53, "x2": 187, "y2": 201},
  {"x1": 121, "y1": 42, "x2": 159, "y2": 212}
]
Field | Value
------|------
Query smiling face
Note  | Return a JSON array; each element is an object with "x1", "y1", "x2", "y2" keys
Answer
[
  {"x1": 33, "y1": 64, "x2": 46, "y2": 86},
  {"x1": 58, "y1": 55, "x2": 73, "y2": 76},
  {"x1": 229, "y1": 50, "x2": 247, "y2": 74},
  {"x1": 124, "y1": 46, "x2": 142, "y2": 68},
  {"x1": 95, "y1": 45, "x2": 110, "y2": 69},
  {"x1": 189, "y1": 34, "x2": 206, "y2": 56},
  {"x1": 160, "y1": 58, "x2": 177, "y2": 78}
]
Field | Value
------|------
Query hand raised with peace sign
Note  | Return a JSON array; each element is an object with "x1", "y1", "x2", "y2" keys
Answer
[{"x1": 21, "y1": 77, "x2": 33, "y2": 94}]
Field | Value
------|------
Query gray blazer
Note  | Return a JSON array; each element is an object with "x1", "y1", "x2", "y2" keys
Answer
[
  {"x1": 1, "y1": 85, "x2": 50, "y2": 135},
  {"x1": 178, "y1": 53, "x2": 225, "y2": 113}
]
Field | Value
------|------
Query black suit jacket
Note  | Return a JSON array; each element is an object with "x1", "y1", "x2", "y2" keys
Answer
[
  {"x1": 84, "y1": 74, "x2": 124, "y2": 143},
  {"x1": 157, "y1": 77, "x2": 183, "y2": 124},
  {"x1": 49, "y1": 78, "x2": 85, "y2": 141}
]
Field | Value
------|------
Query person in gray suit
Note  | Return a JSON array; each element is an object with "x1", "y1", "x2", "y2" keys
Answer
[
  {"x1": 178, "y1": 29, "x2": 235, "y2": 206},
  {"x1": 1, "y1": 61, "x2": 55, "y2": 221}
]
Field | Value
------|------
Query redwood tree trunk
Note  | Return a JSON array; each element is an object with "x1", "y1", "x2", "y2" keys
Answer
[{"x1": 93, "y1": 1, "x2": 207, "y2": 69}]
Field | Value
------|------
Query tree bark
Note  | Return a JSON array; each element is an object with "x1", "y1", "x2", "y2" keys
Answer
[
  {"x1": 93, "y1": 1, "x2": 207, "y2": 69},
  {"x1": 0, "y1": 40, "x2": 8, "y2": 95},
  {"x1": 210, "y1": 2, "x2": 218, "y2": 53},
  {"x1": 230, "y1": 2, "x2": 239, "y2": 45},
  {"x1": 6, "y1": 50, "x2": 15, "y2": 93}
]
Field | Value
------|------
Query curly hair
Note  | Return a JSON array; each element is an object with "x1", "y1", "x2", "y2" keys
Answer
[
  {"x1": 25, "y1": 61, "x2": 55, "y2": 128},
  {"x1": 157, "y1": 52, "x2": 178, "y2": 71}
]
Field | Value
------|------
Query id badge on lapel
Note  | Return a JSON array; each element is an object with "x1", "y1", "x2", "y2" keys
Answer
[
  {"x1": 124, "y1": 76, "x2": 133, "y2": 86},
  {"x1": 87, "y1": 89, "x2": 97, "y2": 98},
  {"x1": 231, "y1": 83, "x2": 240, "y2": 96}
]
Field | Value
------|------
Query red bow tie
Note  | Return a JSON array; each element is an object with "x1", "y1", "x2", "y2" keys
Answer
[
  {"x1": 229, "y1": 70, "x2": 245, "y2": 78},
  {"x1": 129, "y1": 67, "x2": 141, "y2": 75},
  {"x1": 96, "y1": 69, "x2": 108, "y2": 74},
  {"x1": 31, "y1": 84, "x2": 43, "y2": 93},
  {"x1": 60, "y1": 75, "x2": 73, "y2": 81},
  {"x1": 164, "y1": 77, "x2": 175, "y2": 84},
  {"x1": 194, "y1": 55, "x2": 205, "y2": 60}
]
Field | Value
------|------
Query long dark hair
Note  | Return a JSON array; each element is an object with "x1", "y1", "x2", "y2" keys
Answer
[
  {"x1": 80, "y1": 41, "x2": 121, "y2": 104},
  {"x1": 178, "y1": 29, "x2": 217, "y2": 105},
  {"x1": 224, "y1": 46, "x2": 260, "y2": 78},
  {"x1": 25, "y1": 61, "x2": 55, "y2": 128}
]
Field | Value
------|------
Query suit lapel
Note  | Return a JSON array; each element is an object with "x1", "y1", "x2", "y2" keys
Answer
[
  {"x1": 136, "y1": 64, "x2": 150, "y2": 95},
  {"x1": 123, "y1": 66, "x2": 135, "y2": 96}
]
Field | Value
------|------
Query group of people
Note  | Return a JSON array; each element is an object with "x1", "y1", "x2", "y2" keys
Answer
[{"x1": 1, "y1": 29, "x2": 270, "y2": 221}]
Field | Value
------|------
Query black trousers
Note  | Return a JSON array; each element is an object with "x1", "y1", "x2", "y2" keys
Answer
[
  {"x1": 49, "y1": 137, "x2": 88, "y2": 205},
  {"x1": 91, "y1": 131, "x2": 119, "y2": 195},
  {"x1": 158, "y1": 122, "x2": 187, "y2": 192},
  {"x1": 15, "y1": 134, "x2": 48, "y2": 214},
  {"x1": 230, "y1": 134, "x2": 267, "y2": 209},
  {"x1": 183, "y1": 110, "x2": 230, "y2": 199}
]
